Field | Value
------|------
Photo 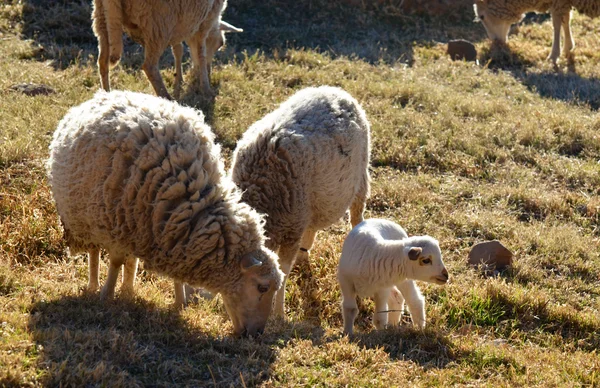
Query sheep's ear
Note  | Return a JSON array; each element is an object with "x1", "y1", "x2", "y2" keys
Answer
[
  {"x1": 220, "y1": 21, "x2": 243, "y2": 33},
  {"x1": 241, "y1": 255, "x2": 263, "y2": 272},
  {"x1": 408, "y1": 247, "x2": 422, "y2": 261}
]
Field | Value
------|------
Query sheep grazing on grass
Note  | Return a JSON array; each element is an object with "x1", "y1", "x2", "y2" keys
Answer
[
  {"x1": 337, "y1": 219, "x2": 449, "y2": 335},
  {"x1": 231, "y1": 86, "x2": 371, "y2": 318},
  {"x1": 48, "y1": 90, "x2": 283, "y2": 337},
  {"x1": 473, "y1": 0, "x2": 600, "y2": 64},
  {"x1": 92, "y1": 0, "x2": 242, "y2": 100}
]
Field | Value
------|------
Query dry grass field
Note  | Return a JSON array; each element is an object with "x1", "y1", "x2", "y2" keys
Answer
[{"x1": 1, "y1": 0, "x2": 600, "y2": 386}]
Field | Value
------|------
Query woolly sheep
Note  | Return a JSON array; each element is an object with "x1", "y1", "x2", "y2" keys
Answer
[
  {"x1": 230, "y1": 86, "x2": 371, "y2": 318},
  {"x1": 337, "y1": 219, "x2": 449, "y2": 335},
  {"x1": 92, "y1": 0, "x2": 242, "y2": 100},
  {"x1": 473, "y1": 0, "x2": 600, "y2": 64},
  {"x1": 48, "y1": 90, "x2": 283, "y2": 337}
]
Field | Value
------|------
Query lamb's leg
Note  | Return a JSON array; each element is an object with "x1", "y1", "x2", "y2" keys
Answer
[
  {"x1": 350, "y1": 174, "x2": 369, "y2": 227},
  {"x1": 339, "y1": 276, "x2": 358, "y2": 335},
  {"x1": 387, "y1": 286, "x2": 405, "y2": 326},
  {"x1": 373, "y1": 288, "x2": 391, "y2": 330},
  {"x1": 397, "y1": 280, "x2": 425, "y2": 329},
  {"x1": 273, "y1": 242, "x2": 301, "y2": 318},
  {"x1": 549, "y1": 10, "x2": 563, "y2": 65},
  {"x1": 173, "y1": 281, "x2": 186, "y2": 308},
  {"x1": 121, "y1": 256, "x2": 138, "y2": 297},
  {"x1": 100, "y1": 252, "x2": 127, "y2": 300},
  {"x1": 88, "y1": 248, "x2": 100, "y2": 292},
  {"x1": 172, "y1": 43, "x2": 184, "y2": 100},
  {"x1": 561, "y1": 11, "x2": 574, "y2": 61},
  {"x1": 92, "y1": 0, "x2": 110, "y2": 91},
  {"x1": 142, "y1": 49, "x2": 172, "y2": 100}
]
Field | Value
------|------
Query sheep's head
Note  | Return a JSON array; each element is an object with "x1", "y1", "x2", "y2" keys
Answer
[
  {"x1": 405, "y1": 237, "x2": 449, "y2": 285},
  {"x1": 221, "y1": 248, "x2": 283, "y2": 337},
  {"x1": 205, "y1": 20, "x2": 243, "y2": 74},
  {"x1": 473, "y1": 0, "x2": 518, "y2": 43}
]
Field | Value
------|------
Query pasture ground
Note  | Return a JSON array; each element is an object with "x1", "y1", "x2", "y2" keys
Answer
[{"x1": 1, "y1": 0, "x2": 600, "y2": 386}]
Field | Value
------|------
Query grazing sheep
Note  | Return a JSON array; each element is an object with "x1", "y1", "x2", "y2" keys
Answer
[
  {"x1": 473, "y1": 0, "x2": 600, "y2": 64},
  {"x1": 48, "y1": 90, "x2": 283, "y2": 337},
  {"x1": 231, "y1": 86, "x2": 371, "y2": 318},
  {"x1": 337, "y1": 219, "x2": 449, "y2": 335},
  {"x1": 92, "y1": 0, "x2": 242, "y2": 100}
]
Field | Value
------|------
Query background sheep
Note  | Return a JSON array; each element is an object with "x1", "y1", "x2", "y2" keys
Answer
[
  {"x1": 48, "y1": 90, "x2": 283, "y2": 337},
  {"x1": 230, "y1": 86, "x2": 371, "y2": 318},
  {"x1": 473, "y1": 0, "x2": 600, "y2": 64},
  {"x1": 92, "y1": 0, "x2": 242, "y2": 100},
  {"x1": 337, "y1": 218, "x2": 449, "y2": 335}
]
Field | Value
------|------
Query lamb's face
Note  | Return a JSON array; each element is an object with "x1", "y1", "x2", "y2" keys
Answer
[
  {"x1": 473, "y1": 1, "x2": 514, "y2": 43},
  {"x1": 205, "y1": 21, "x2": 243, "y2": 74},
  {"x1": 221, "y1": 248, "x2": 283, "y2": 337},
  {"x1": 407, "y1": 241, "x2": 449, "y2": 285}
]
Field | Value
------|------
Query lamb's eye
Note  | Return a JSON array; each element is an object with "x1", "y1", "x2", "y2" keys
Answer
[
  {"x1": 422, "y1": 258, "x2": 432, "y2": 265},
  {"x1": 257, "y1": 284, "x2": 269, "y2": 294}
]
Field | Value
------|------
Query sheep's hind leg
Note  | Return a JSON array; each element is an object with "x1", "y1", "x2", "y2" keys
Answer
[
  {"x1": 296, "y1": 228, "x2": 318, "y2": 264},
  {"x1": 172, "y1": 43, "x2": 184, "y2": 100},
  {"x1": 349, "y1": 175, "x2": 369, "y2": 227},
  {"x1": 142, "y1": 48, "x2": 172, "y2": 99},
  {"x1": 397, "y1": 280, "x2": 425, "y2": 329},
  {"x1": 387, "y1": 286, "x2": 405, "y2": 326},
  {"x1": 561, "y1": 11, "x2": 575, "y2": 62},
  {"x1": 373, "y1": 288, "x2": 391, "y2": 330},
  {"x1": 88, "y1": 248, "x2": 100, "y2": 292},
  {"x1": 100, "y1": 252, "x2": 127, "y2": 300},
  {"x1": 173, "y1": 281, "x2": 186, "y2": 308},
  {"x1": 549, "y1": 10, "x2": 564, "y2": 65},
  {"x1": 92, "y1": 0, "x2": 110, "y2": 91},
  {"x1": 121, "y1": 256, "x2": 138, "y2": 297}
]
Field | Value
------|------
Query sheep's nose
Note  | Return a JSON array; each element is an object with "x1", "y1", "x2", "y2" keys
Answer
[{"x1": 442, "y1": 269, "x2": 449, "y2": 279}]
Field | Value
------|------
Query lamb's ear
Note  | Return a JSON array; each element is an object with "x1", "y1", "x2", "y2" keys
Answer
[
  {"x1": 220, "y1": 21, "x2": 243, "y2": 33},
  {"x1": 408, "y1": 247, "x2": 422, "y2": 261},
  {"x1": 241, "y1": 255, "x2": 263, "y2": 272}
]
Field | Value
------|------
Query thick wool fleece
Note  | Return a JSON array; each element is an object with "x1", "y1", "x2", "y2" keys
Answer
[
  {"x1": 231, "y1": 86, "x2": 371, "y2": 249},
  {"x1": 48, "y1": 90, "x2": 278, "y2": 293},
  {"x1": 486, "y1": 0, "x2": 600, "y2": 20}
]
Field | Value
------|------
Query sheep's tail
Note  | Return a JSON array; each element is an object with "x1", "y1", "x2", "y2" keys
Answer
[{"x1": 104, "y1": 0, "x2": 124, "y2": 67}]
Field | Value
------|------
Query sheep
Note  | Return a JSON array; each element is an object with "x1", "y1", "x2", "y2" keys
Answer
[
  {"x1": 48, "y1": 89, "x2": 283, "y2": 337},
  {"x1": 473, "y1": 0, "x2": 600, "y2": 64},
  {"x1": 337, "y1": 218, "x2": 449, "y2": 335},
  {"x1": 230, "y1": 86, "x2": 371, "y2": 318},
  {"x1": 91, "y1": 0, "x2": 242, "y2": 100}
]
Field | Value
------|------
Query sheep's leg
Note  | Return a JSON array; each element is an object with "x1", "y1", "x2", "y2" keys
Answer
[
  {"x1": 188, "y1": 34, "x2": 213, "y2": 96},
  {"x1": 387, "y1": 286, "x2": 405, "y2": 326},
  {"x1": 549, "y1": 10, "x2": 563, "y2": 65},
  {"x1": 350, "y1": 175, "x2": 369, "y2": 227},
  {"x1": 92, "y1": 0, "x2": 110, "y2": 91},
  {"x1": 561, "y1": 11, "x2": 574, "y2": 61},
  {"x1": 142, "y1": 49, "x2": 172, "y2": 100},
  {"x1": 339, "y1": 276, "x2": 358, "y2": 335},
  {"x1": 397, "y1": 280, "x2": 425, "y2": 329},
  {"x1": 172, "y1": 43, "x2": 184, "y2": 100},
  {"x1": 100, "y1": 252, "x2": 127, "y2": 300},
  {"x1": 121, "y1": 256, "x2": 138, "y2": 297},
  {"x1": 104, "y1": 0, "x2": 123, "y2": 66},
  {"x1": 88, "y1": 248, "x2": 100, "y2": 292},
  {"x1": 173, "y1": 281, "x2": 186, "y2": 308},
  {"x1": 373, "y1": 288, "x2": 391, "y2": 330},
  {"x1": 273, "y1": 242, "x2": 301, "y2": 318},
  {"x1": 296, "y1": 228, "x2": 318, "y2": 264}
]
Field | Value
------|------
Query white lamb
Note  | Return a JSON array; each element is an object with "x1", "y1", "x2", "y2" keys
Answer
[
  {"x1": 92, "y1": 0, "x2": 242, "y2": 100},
  {"x1": 473, "y1": 0, "x2": 600, "y2": 64},
  {"x1": 337, "y1": 219, "x2": 449, "y2": 335},
  {"x1": 48, "y1": 90, "x2": 283, "y2": 337},
  {"x1": 231, "y1": 86, "x2": 371, "y2": 318}
]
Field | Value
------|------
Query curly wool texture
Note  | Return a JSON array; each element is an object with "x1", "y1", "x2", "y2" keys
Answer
[
  {"x1": 231, "y1": 86, "x2": 371, "y2": 249},
  {"x1": 48, "y1": 90, "x2": 277, "y2": 292},
  {"x1": 486, "y1": 0, "x2": 600, "y2": 21}
]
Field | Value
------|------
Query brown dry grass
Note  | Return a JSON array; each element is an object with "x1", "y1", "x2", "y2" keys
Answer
[{"x1": 1, "y1": 0, "x2": 600, "y2": 386}]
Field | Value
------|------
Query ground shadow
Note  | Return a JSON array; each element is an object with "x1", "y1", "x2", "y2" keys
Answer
[{"x1": 27, "y1": 294, "x2": 280, "y2": 387}]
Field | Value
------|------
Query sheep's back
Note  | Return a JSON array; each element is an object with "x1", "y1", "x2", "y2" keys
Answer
[{"x1": 48, "y1": 90, "x2": 224, "y2": 258}]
